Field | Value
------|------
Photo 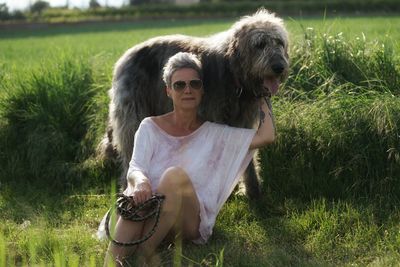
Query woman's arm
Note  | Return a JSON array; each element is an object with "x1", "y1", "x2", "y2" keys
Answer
[
  {"x1": 125, "y1": 118, "x2": 155, "y2": 203},
  {"x1": 126, "y1": 170, "x2": 152, "y2": 204},
  {"x1": 249, "y1": 97, "x2": 276, "y2": 150}
]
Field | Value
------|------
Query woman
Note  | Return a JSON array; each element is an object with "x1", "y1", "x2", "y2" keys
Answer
[{"x1": 103, "y1": 52, "x2": 275, "y2": 266}]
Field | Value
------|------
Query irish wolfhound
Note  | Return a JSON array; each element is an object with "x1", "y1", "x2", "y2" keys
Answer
[{"x1": 100, "y1": 8, "x2": 289, "y2": 199}]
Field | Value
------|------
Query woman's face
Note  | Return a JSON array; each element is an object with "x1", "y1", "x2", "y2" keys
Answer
[{"x1": 167, "y1": 68, "x2": 204, "y2": 111}]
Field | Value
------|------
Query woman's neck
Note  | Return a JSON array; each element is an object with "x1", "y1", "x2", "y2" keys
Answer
[{"x1": 170, "y1": 109, "x2": 201, "y2": 131}]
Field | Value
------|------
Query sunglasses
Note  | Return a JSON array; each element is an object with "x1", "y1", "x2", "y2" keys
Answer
[{"x1": 172, "y1": 79, "x2": 203, "y2": 91}]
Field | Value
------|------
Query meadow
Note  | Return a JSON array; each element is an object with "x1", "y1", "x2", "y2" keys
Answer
[{"x1": 0, "y1": 14, "x2": 399, "y2": 266}]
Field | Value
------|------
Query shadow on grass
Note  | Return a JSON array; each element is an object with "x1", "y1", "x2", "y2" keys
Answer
[
  {"x1": 166, "y1": 194, "x2": 330, "y2": 267},
  {"x1": 243, "y1": 197, "x2": 329, "y2": 267},
  {"x1": 0, "y1": 179, "x2": 111, "y2": 225},
  {"x1": 249, "y1": 192, "x2": 400, "y2": 266}
]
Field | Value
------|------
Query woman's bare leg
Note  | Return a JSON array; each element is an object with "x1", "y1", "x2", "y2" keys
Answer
[
  {"x1": 137, "y1": 166, "x2": 201, "y2": 263},
  {"x1": 104, "y1": 166, "x2": 200, "y2": 266},
  {"x1": 104, "y1": 215, "x2": 145, "y2": 266}
]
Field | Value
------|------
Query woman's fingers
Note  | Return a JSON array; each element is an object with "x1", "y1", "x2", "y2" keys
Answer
[
  {"x1": 132, "y1": 182, "x2": 152, "y2": 204},
  {"x1": 134, "y1": 192, "x2": 147, "y2": 204}
]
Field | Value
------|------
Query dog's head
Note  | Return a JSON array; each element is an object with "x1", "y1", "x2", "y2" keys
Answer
[{"x1": 227, "y1": 8, "x2": 289, "y2": 97}]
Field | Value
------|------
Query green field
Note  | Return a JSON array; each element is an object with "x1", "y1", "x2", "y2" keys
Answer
[
  {"x1": 0, "y1": 15, "x2": 399, "y2": 266},
  {"x1": 1, "y1": 16, "x2": 399, "y2": 71}
]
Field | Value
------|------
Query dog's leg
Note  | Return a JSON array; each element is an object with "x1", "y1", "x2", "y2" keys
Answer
[{"x1": 243, "y1": 153, "x2": 262, "y2": 199}]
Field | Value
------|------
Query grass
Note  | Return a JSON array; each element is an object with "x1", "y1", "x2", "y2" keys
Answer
[
  {"x1": 0, "y1": 16, "x2": 399, "y2": 71},
  {"x1": 263, "y1": 91, "x2": 400, "y2": 201},
  {"x1": 0, "y1": 15, "x2": 399, "y2": 266}
]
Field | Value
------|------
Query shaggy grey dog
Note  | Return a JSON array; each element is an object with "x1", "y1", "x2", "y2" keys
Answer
[{"x1": 100, "y1": 8, "x2": 289, "y2": 199}]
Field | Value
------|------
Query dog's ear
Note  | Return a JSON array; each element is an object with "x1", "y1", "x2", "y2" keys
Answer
[
  {"x1": 226, "y1": 36, "x2": 241, "y2": 67},
  {"x1": 226, "y1": 36, "x2": 237, "y2": 57},
  {"x1": 226, "y1": 22, "x2": 251, "y2": 66}
]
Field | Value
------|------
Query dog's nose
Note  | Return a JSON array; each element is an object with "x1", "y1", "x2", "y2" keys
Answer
[{"x1": 272, "y1": 64, "x2": 284, "y2": 74}]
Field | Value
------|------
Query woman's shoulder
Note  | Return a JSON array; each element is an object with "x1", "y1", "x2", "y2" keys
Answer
[
  {"x1": 138, "y1": 117, "x2": 161, "y2": 134},
  {"x1": 145, "y1": 114, "x2": 169, "y2": 126},
  {"x1": 206, "y1": 121, "x2": 225, "y2": 129},
  {"x1": 206, "y1": 121, "x2": 240, "y2": 131},
  {"x1": 141, "y1": 115, "x2": 179, "y2": 138},
  {"x1": 145, "y1": 115, "x2": 170, "y2": 133},
  {"x1": 139, "y1": 117, "x2": 154, "y2": 127},
  {"x1": 206, "y1": 121, "x2": 256, "y2": 135}
]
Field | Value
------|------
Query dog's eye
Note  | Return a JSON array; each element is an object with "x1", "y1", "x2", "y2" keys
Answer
[
  {"x1": 255, "y1": 40, "x2": 266, "y2": 49},
  {"x1": 275, "y1": 39, "x2": 284, "y2": 47}
]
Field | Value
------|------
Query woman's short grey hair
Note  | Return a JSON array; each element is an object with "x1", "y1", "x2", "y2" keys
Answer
[{"x1": 162, "y1": 52, "x2": 202, "y2": 87}]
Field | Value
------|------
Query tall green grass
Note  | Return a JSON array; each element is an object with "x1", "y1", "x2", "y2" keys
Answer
[
  {"x1": 264, "y1": 90, "x2": 400, "y2": 200},
  {"x1": 286, "y1": 28, "x2": 399, "y2": 96},
  {"x1": 261, "y1": 28, "x2": 400, "y2": 201},
  {"x1": 1, "y1": 195, "x2": 398, "y2": 266},
  {"x1": 0, "y1": 197, "x2": 109, "y2": 266},
  {"x1": 0, "y1": 54, "x2": 112, "y2": 192}
]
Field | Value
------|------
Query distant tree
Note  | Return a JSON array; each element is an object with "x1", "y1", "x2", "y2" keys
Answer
[
  {"x1": 89, "y1": 0, "x2": 101, "y2": 9},
  {"x1": 129, "y1": 0, "x2": 146, "y2": 5},
  {"x1": 0, "y1": 3, "x2": 10, "y2": 20},
  {"x1": 129, "y1": 0, "x2": 169, "y2": 5},
  {"x1": 0, "y1": 4, "x2": 26, "y2": 21},
  {"x1": 12, "y1": 10, "x2": 26, "y2": 20},
  {"x1": 30, "y1": 1, "x2": 50, "y2": 16}
]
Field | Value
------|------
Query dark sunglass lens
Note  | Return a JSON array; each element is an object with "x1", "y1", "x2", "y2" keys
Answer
[
  {"x1": 190, "y1": 80, "x2": 203, "y2": 90},
  {"x1": 173, "y1": 81, "x2": 186, "y2": 91}
]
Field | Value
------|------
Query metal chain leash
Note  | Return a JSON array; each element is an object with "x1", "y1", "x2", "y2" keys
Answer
[{"x1": 105, "y1": 193, "x2": 165, "y2": 247}]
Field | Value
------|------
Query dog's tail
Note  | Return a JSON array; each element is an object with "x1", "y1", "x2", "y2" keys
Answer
[{"x1": 96, "y1": 125, "x2": 118, "y2": 161}]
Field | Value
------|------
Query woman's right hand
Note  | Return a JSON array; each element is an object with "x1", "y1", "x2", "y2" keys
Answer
[
  {"x1": 126, "y1": 170, "x2": 153, "y2": 204},
  {"x1": 131, "y1": 181, "x2": 152, "y2": 204}
]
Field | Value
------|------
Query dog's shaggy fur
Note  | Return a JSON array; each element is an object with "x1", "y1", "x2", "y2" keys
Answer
[{"x1": 100, "y1": 8, "x2": 289, "y2": 199}]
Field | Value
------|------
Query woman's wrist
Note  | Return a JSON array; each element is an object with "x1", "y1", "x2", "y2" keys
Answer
[
  {"x1": 262, "y1": 96, "x2": 275, "y2": 130},
  {"x1": 127, "y1": 170, "x2": 150, "y2": 186}
]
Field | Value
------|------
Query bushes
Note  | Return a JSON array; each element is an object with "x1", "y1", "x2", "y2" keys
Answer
[
  {"x1": 0, "y1": 57, "x2": 112, "y2": 191},
  {"x1": 261, "y1": 30, "x2": 400, "y2": 200}
]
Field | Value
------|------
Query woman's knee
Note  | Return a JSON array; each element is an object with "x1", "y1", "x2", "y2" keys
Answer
[{"x1": 158, "y1": 166, "x2": 190, "y2": 190}]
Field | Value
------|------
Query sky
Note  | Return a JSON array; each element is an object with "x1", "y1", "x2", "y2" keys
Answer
[{"x1": 1, "y1": 0, "x2": 127, "y2": 11}]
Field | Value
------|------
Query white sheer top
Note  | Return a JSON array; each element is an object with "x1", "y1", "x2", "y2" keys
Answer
[
  {"x1": 128, "y1": 117, "x2": 255, "y2": 243},
  {"x1": 97, "y1": 117, "x2": 256, "y2": 244}
]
